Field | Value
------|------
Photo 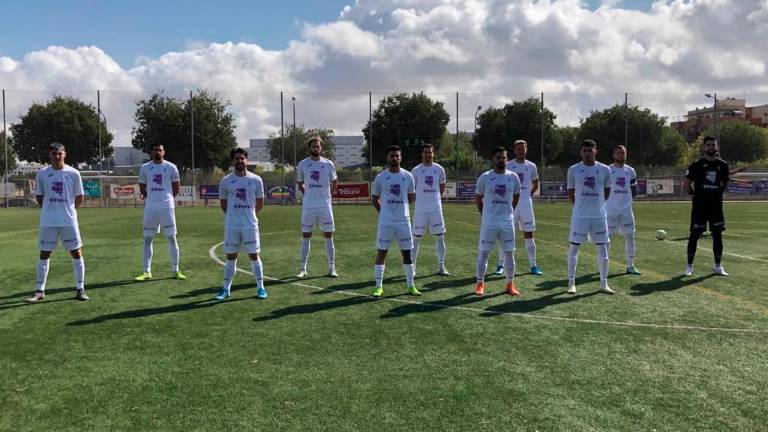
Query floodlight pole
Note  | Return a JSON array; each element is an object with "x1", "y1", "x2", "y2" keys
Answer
[
  {"x1": 292, "y1": 96, "x2": 297, "y2": 206},
  {"x1": 474, "y1": 105, "x2": 481, "y2": 180},
  {"x1": 280, "y1": 91, "x2": 285, "y2": 205},
  {"x1": 369, "y1": 92, "x2": 373, "y2": 181},
  {"x1": 3, "y1": 89, "x2": 7, "y2": 208},
  {"x1": 190, "y1": 90, "x2": 196, "y2": 207}
]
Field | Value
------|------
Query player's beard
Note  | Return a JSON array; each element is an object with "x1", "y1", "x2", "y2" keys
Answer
[
  {"x1": 310, "y1": 150, "x2": 320, "y2": 157},
  {"x1": 389, "y1": 160, "x2": 399, "y2": 169},
  {"x1": 495, "y1": 161, "x2": 505, "y2": 170},
  {"x1": 235, "y1": 162, "x2": 246, "y2": 172},
  {"x1": 153, "y1": 155, "x2": 162, "y2": 162},
  {"x1": 706, "y1": 149, "x2": 717, "y2": 157}
]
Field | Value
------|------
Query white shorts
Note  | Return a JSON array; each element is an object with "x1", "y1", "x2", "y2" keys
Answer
[
  {"x1": 607, "y1": 208, "x2": 636, "y2": 234},
  {"x1": 39, "y1": 226, "x2": 83, "y2": 251},
  {"x1": 376, "y1": 223, "x2": 413, "y2": 251},
  {"x1": 569, "y1": 217, "x2": 610, "y2": 244},
  {"x1": 143, "y1": 208, "x2": 177, "y2": 236},
  {"x1": 514, "y1": 205, "x2": 536, "y2": 232},
  {"x1": 412, "y1": 210, "x2": 446, "y2": 236},
  {"x1": 224, "y1": 228, "x2": 261, "y2": 254},
  {"x1": 479, "y1": 224, "x2": 516, "y2": 252},
  {"x1": 301, "y1": 206, "x2": 335, "y2": 233}
]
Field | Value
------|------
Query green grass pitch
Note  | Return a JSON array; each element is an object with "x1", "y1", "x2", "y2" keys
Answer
[{"x1": 1, "y1": 202, "x2": 767, "y2": 431}]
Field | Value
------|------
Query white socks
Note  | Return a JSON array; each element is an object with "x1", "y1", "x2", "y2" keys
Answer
[
  {"x1": 524, "y1": 238, "x2": 537, "y2": 267},
  {"x1": 624, "y1": 233, "x2": 635, "y2": 268},
  {"x1": 36, "y1": 258, "x2": 50, "y2": 292},
  {"x1": 223, "y1": 259, "x2": 237, "y2": 292},
  {"x1": 412, "y1": 235, "x2": 422, "y2": 264},
  {"x1": 404, "y1": 263, "x2": 415, "y2": 286},
  {"x1": 597, "y1": 243, "x2": 609, "y2": 285},
  {"x1": 72, "y1": 257, "x2": 85, "y2": 290},
  {"x1": 497, "y1": 245, "x2": 504, "y2": 267},
  {"x1": 250, "y1": 259, "x2": 264, "y2": 289},
  {"x1": 142, "y1": 236, "x2": 154, "y2": 273},
  {"x1": 167, "y1": 235, "x2": 180, "y2": 272},
  {"x1": 567, "y1": 243, "x2": 580, "y2": 285},
  {"x1": 436, "y1": 235, "x2": 446, "y2": 269},
  {"x1": 503, "y1": 251, "x2": 516, "y2": 283},
  {"x1": 477, "y1": 250, "x2": 491, "y2": 283},
  {"x1": 374, "y1": 264, "x2": 385, "y2": 287},
  {"x1": 299, "y1": 238, "x2": 311, "y2": 271},
  {"x1": 325, "y1": 237, "x2": 335, "y2": 270}
]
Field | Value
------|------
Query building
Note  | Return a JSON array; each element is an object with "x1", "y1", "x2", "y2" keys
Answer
[
  {"x1": 112, "y1": 147, "x2": 150, "y2": 166},
  {"x1": 672, "y1": 98, "x2": 768, "y2": 142},
  {"x1": 249, "y1": 135, "x2": 365, "y2": 168}
]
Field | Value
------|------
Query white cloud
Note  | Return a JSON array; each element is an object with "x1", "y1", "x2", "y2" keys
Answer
[{"x1": 1, "y1": 0, "x2": 767, "y2": 148}]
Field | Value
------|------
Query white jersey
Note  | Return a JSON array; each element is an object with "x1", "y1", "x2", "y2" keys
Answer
[
  {"x1": 567, "y1": 161, "x2": 611, "y2": 219},
  {"x1": 606, "y1": 164, "x2": 637, "y2": 212},
  {"x1": 297, "y1": 157, "x2": 337, "y2": 208},
  {"x1": 372, "y1": 169, "x2": 415, "y2": 225},
  {"x1": 219, "y1": 172, "x2": 265, "y2": 230},
  {"x1": 138, "y1": 160, "x2": 180, "y2": 210},
  {"x1": 505, "y1": 159, "x2": 538, "y2": 205},
  {"x1": 412, "y1": 162, "x2": 446, "y2": 213},
  {"x1": 35, "y1": 165, "x2": 84, "y2": 227},
  {"x1": 475, "y1": 170, "x2": 521, "y2": 226}
]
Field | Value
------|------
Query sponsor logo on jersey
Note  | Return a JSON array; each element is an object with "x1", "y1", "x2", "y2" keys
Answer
[
  {"x1": 52, "y1": 181, "x2": 64, "y2": 195},
  {"x1": 310, "y1": 170, "x2": 320, "y2": 182},
  {"x1": 584, "y1": 176, "x2": 596, "y2": 190},
  {"x1": 425, "y1": 175, "x2": 434, "y2": 188},
  {"x1": 494, "y1": 184, "x2": 506, "y2": 197},
  {"x1": 706, "y1": 171, "x2": 717, "y2": 184},
  {"x1": 616, "y1": 177, "x2": 626, "y2": 188},
  {"x1": 235, "y1": 188, "x2": 247, "y2": 202},
  {"x1": 390, "y1": 183, "x2": 401, "y2": 197},
  {"x1": 152, "y1": 174, "x2": 163, "y2": 185}
]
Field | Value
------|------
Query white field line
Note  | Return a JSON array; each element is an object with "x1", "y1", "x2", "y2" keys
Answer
[{"x1": 208, "y1": 242, "x2": 768, "y2": 334}]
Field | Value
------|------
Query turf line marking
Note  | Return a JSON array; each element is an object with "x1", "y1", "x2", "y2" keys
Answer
[{"x1": 208, "y1": 242, "x2": 768, "y2": 334}]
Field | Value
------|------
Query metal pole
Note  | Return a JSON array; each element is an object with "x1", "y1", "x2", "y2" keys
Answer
[
  {"x1": 540, "y1": 92, "x2": 545, "y2": 168},
  {"x1": 280, "y1": 91, "x2": 285, "y2": 205},
  {"x1": 3, "y1": 89, "x2": 7, "y2": 209},
  {"x1": 455, "y1": 92, "x2": 459, "y2": 184},
  {"x1": 292, "y1": 96, "x2": 297, "y2": 206},
  {"x1": 369, "y1": 92, "x2": 373, "y2": 181},
  {"x1": 97, "y1": 90, "x2": 102, "y2": 175},
  {"x1": 190, "y1": 90, "x2": 195, "y2": 207},
  {"x1": 624, "y1": 92, "x2": 628, "y2": 149},
  {"x1": 714, "y1": 93, "x2": 719, "y2": 144},
  {"x1": 474, "y1": 105, "x2": 481, "y2": 180}
]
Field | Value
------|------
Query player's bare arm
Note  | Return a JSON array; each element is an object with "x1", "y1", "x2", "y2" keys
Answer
[
  {"x1": 172, "y1": 181, "x2": 180, "y2": 198},
  {"x1": 139, "y1": 183, "x2": 148, "y2": 199},
  {"x1": 475, "y1": 194, "x2": 483, "y2": 214},
  {"x1": 220, "y1": 199, "x2": 228, "y2": 213},
  {"x1": 512, "y1": 193, "x2": 519, "y2": 209},
  {"x1": 604, "y1": 188, "x2": 610, "y2": 200},
  {"x1": 255, "y1": 197, "x2": 264, "y2": 214},
  {"x1": 74, "y1": 194, "x2": 84, "y2": 208},
  {"x1": 297, "y1": 181, "x2": 305, "y2": 194},
  {"x1": 530, "y1": 179, "x2": 539, "y2": 196},
  {"x1": 372, "y1": 194, "x2": 381, "y2": 213},
  {"x1": 408, "y1": 192, "x2": 415, "y2": 205},
  {"x1": 331, "y1": 179, "x2": 338, "y2": 196},
  {"x1": 568, "y1": 189, "x2": 575, "y2": 204}
]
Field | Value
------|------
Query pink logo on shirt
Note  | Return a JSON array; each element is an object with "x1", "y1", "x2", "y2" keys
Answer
[
  {"x1": 390, "y1": 183, "x2": 401, "y2": 196},
  {"x1": 52, "y1": 181, "x2": 64, "y2": 195},
  {"x1": 584, "y1": 176, "x2": 596, "y2": 190},
  {"x1": 310, "y1": 170, "x2": 320, "y2": 182},
  {"x1": 616, "y1": 177, "x2": 626, "y2": 188},
  {"x1": 425, "y1": 175, "x2": 434, "y2": 187},
  {"x1": 494, "y1": 184, "x2": 506, "y2": 196},
  {"x1": 235, "y1": 188, "x2": 247, "y2": 202},
  {"x1": 152, "y1": 174, "x2": 163, "y2": 185}
]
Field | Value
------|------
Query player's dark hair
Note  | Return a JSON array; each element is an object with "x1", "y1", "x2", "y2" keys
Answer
[
  {"x1": 230, "y1": 147, "x2": 248, "y2": 159},
  {"x1": 386, "y1": 145, "x2": 401, "y2": 154},
  {"x1": 150, "y1": 143, "x2": 164, "y2": 151},
  {"x1": 703, "y1": 136, "x2": 717, "y2": 144},
  {"x1": 581, "y1": 139, "x2": 597, "y2": 148},
  {"x1": 613, "y1": 144, "x2": 626, "y2": 151},
  {"x1": 492, "y1": 146, "x2": 507, "y2": 157},
  {"x1": 513, "y1": 139, "x2": 527, "y2": 148},
  {"x1": 421, "y1": 143, "x2": 434, "y2": 152},
  {"x1": 307, "y1": 136, "x2": 323, "y2": 147},
  {"x1": 49, "y1": 142, "x2": 65, "y2": 151}
]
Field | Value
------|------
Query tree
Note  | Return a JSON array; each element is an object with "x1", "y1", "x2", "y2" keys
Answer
[
  {"x1": 0, "y1": 132, "x2": 18, "y2": 177},
  {"x1": 362, "y1": 92, "x2": 450, "y2": 167},
  {"x1": 550, "y1": 125, "x2": 580, "y2": 167},
  {"x1": 471, "y1": 97, "x2": 559, "y2": 164},
  {"x1": 437, "y1": 131, "x2": 476, "y2": 173},
  {"x1": 10, "y1": 96, "x2": 113, "y2": 166},
  {"x1": 132, "y1": 90, "x2": 237, "y2": 175},
  {"x1": 266, "y1": 125, "x2": 336, "y2": 167},
  {"x1": 656, "y1": 126, "x2": 689, "y2": 166},
  {"x1": 704, "y1": 121, "x2": 768, "y2": 163}
]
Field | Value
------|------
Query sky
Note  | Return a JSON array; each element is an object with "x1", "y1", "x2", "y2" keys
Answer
[{"x1": 1, "y1": 0, "x2": 767, "y2": 147}]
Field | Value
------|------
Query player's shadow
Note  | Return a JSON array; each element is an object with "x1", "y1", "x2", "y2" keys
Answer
[
  {"x1": 0, "y1": 278, "x2": 155, "y2": 304},
  {"x1": 252, "y1": 295, "x2": 377, "y2": 322},
  {"x1": 170, "y1": 279, "x2": 287, "y2": 299},
  {"x1": 380, "y1": 291, "x2": 506, "y2": 319},
  {"x1": 630, "y1": 274, "x2": 716, "y2": 296},
  {"x1": 535, "y1": 273, "x2": 607, "y2": 291},
  {"x1": 66, "y1": 283, "x2": 255, "y2": 326},
  {"x1": 480, "y1": 291, "x2": 599, "y2": 316},
  {"x1": 0, "y1": 297, "x2": 73, "y2": 311},
  {"x1": 313, "y1": 277, "x2": 402, "y2": 294},
  {"x1": 420, "y1": 276, "x2": 478, "y2": 293}
]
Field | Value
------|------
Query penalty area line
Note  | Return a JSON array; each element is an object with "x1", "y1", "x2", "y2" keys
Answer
[{"x1": 208, "y1": 242, "x2": 768, "y2": 334}]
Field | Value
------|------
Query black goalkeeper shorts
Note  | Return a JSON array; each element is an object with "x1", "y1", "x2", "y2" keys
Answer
[{"x1": 690, "y1": 204, "x2": 725, "y2": 233}]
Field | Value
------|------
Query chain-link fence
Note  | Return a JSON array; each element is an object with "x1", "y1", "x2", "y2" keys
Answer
[{"x1": 2, "y1": 89, "x2": 767, "y2": 207}]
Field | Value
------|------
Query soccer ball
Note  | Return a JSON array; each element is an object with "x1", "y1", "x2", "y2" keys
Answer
[{"x1": 655, "y1": 229, "x2": 668, "y2": 241}]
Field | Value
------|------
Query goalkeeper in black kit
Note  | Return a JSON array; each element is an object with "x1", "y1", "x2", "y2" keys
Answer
[{"x1": 682, "y1": 136, "x2": 730, "y2": 277}]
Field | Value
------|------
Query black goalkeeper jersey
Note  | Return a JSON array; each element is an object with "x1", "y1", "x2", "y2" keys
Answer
[{"x1": 685, "y1": 157, "x2": 729, "y2": 205}]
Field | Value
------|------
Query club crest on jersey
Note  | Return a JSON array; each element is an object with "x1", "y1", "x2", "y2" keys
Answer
[
  {"x1": 494, "y1": 184, "x2": 506, "y2": 196},
  {"x1": 52, "y1": 181, "x2": 64, "y2": 195},
  {"x1": 425, "y1": 175, "x2": 434, "y2": 187},
  {"x1": 235, "y1": 188, "x2": 247, "y2": 202},
  {"x1": 616, "y1": 177, "x2": 626, "y2": 188},
  {"x1": 390, "y1": 183, "x2": 401, "y2": 196},
  {"x1": 152, "y1": 174, "x2": 163, "y2": 185},
  {"x1": 706, "y1": 171, "x2": 717, "y2": 184},
  {"x1": 584, "y1": 176, "x2": 596, "y2": 190},
  {"x1": 310, "y1": 170, "x2": 320, "y2": 182}
]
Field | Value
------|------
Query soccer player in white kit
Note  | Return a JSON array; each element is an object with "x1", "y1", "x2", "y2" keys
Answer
[
  {"x1": 26, "y1": 143, "x2": 89, "y2": 303},
  {"x1": 411, "y1": 143, "x2": 449, "y2": 276},
  {"x1": 495, "y1": 140, "x2": 543, "y2": 276},
  {"x1": 566, "y1": 139, "x2": 614, "y2": 295},
  {"x1": 607, "y1": 144, "x2": 641, "y2": 275},
  {"x1": 134, "y1": 143, "x2": 186, "y2": 281},
  {"x1": 215, "y1": 148, "x2": 268, "y2": 301},
  {"x1": 295, "y1": 136, "x2": 339, "y2": 278},
  {"x1": 474, "y1": 146, "x2": 522, "y2": 297},
  {"x1": 371, "y1": 145, "x2": 421, "y2": 298}
]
